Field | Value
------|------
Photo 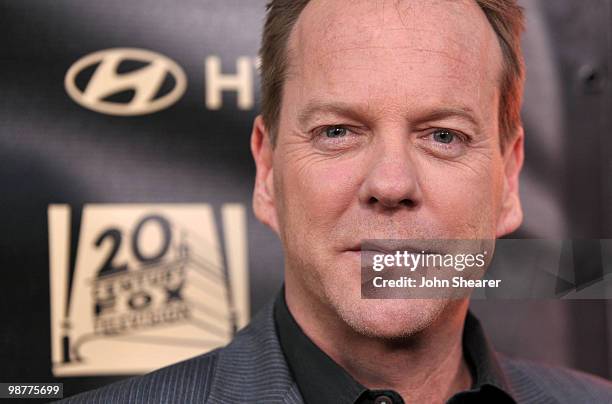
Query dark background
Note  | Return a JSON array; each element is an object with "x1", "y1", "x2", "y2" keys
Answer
[{"x1": 0, "y1": 0, "x2": 610, "y2": 399}]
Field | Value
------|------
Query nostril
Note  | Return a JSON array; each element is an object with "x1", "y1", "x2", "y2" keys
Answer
[
  {"x1": 400, "y1": 199, "x2": 415, "y2": 208},
  {"x1": 367, "y1": 196, "x2": 416, "y2": 208}
]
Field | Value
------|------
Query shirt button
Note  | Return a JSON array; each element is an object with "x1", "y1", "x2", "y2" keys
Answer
[{"x1": 374, "y1": 395, "x2": 394, "y2": 404}]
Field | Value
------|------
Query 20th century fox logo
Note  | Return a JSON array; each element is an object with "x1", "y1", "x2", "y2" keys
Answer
[
  {"x1": 92, "y1": 214, "x2": 190, "y2": 336},
  {"x1": 48, "y1": 204, "x2": 249, "y2": 376}
]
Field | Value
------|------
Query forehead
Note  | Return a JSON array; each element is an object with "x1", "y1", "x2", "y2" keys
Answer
[{"x1": 284, "y1": 0, "x2": 503, "y2": 122}]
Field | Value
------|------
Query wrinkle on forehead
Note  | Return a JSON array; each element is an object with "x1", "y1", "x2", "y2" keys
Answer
[
  {"x1": 279, "y1": 0, "x2": 505, "y2": 136},
  {"x1": 286, "y1": 0, "x2": 503, "y2": 85}
]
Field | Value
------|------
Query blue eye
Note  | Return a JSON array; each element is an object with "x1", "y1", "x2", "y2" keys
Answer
[
  {"x1": 433, "y1": 129, "x2": 455, "y2": 144},
  {"x1": 324, "y1": 126, "x2": 348, "y2": 138}
]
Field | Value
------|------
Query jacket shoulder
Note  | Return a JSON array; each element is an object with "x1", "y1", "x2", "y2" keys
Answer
[
  {"x1": 59, "y1": 298, "x2": 296, "y2": 404},
  {"x1": 501, "y1": 356, "x2": 612, "y2": 403},
  {"x1": 59, "y1": 348, "x2": 220, "y2": 404}
]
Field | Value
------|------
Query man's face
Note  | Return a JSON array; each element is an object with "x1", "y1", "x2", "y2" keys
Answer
[{"x1": 253, "y1": 0, "x2": 523, "y2": 337}]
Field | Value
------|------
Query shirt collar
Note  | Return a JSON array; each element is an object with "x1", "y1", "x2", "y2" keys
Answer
[
  {"x1": 462, "y1": 310, "x2": 512, "y2": 392},
  {"x1": 274, "y1": 287, "x2": 365, "y2": 404},
  {"x1": 273, "y1": 286, "x2": 516, "y2": 404}
]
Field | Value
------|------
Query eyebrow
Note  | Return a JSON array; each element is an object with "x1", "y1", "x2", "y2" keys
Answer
[
  {"x1": 412, "y1": 106, "x2": 480, "y2": 129},
  {"x1": 297, "y1": 101, "x2": 367, "y2": 127},
  {"x1": 297, "y1": 101, "x2": 481, "y2": 130}
]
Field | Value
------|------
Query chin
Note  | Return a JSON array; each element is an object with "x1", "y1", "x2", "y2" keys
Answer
[{"x1": 327, "y1": 290, "x2": 453, "y2": 339}]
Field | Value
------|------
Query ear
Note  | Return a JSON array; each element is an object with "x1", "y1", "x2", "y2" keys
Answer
[
  {"x1": 251, "y1": 115, "x2": 280, "y2": 234},
  {"x1": 495, "y1": 127, "x2": 525, "y2": 237}
]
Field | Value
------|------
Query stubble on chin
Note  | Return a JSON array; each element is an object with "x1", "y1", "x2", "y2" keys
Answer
[{"x1": 327, "y1": 291, "x2": 454, "y2": 340}]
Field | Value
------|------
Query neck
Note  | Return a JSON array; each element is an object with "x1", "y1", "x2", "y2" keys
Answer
[{"x1": 285, "y1": 279, "x2": 472, "y2": 403}]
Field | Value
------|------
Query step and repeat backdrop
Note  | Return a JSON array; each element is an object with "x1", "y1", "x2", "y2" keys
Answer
[{"x1": 1, "y1": 0, "x2": 610, "y2": 398}]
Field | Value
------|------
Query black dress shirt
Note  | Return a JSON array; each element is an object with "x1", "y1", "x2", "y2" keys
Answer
[{"x1": 274, "y1": 287, "x2": 516, "y2": 404}]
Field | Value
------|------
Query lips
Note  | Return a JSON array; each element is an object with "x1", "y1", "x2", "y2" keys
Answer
[{"x1": 346, "y1": 240, "x2": 434, "y2": 256}]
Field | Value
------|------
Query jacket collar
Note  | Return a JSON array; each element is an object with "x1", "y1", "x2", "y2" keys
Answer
[
  {"x1": 206, "y1": 287, "x2": 557, "y2": 404},
  {"x1": 206, "y1": 296, "x2": 304, "y2": 404}
]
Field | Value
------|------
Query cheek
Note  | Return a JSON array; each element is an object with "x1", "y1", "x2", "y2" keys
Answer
[
  {"x1": 277, "y1": 155, "x2": 361, "y2": 239},
  {"x1": 420, "y1": 159, "x2": 504, "y2": 236}
]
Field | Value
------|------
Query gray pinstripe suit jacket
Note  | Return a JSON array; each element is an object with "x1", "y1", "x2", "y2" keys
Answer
[{"x1": 61, "y1": 297, "x2": 612, "y2": 404}]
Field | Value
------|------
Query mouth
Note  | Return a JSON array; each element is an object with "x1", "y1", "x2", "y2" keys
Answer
[
  {"x1": 345, "y1": 240, "x2": 434, "y2": 256},
  {"x1": 344, "y1": 242, "x2": 439, "y2": 287}
]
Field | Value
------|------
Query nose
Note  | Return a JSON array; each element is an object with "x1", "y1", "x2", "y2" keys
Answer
[{"x1": 359, "y1": 140, "x2": 422, "y2": 210}]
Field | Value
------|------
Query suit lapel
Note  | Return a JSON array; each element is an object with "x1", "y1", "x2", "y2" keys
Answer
[{"x1": 206, "y1": 297, "x2": 304, "y2": 403}]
